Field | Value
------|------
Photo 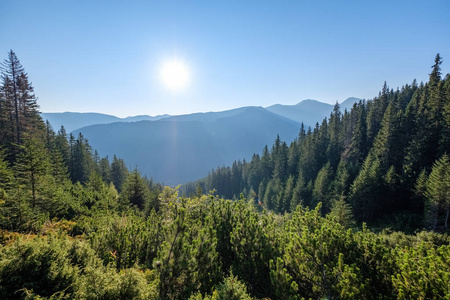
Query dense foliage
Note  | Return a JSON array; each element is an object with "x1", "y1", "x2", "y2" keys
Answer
[{"x1": 1, "y1": 51, "x2": 449, "y2": 299}]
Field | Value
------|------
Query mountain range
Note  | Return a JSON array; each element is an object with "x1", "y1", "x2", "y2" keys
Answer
[
  {"x1": 41, "y1": 112, "x2": 170, "y2": 133},
  {"x1": 43, "y1": 97, "x2": 361, "y2": 185}
]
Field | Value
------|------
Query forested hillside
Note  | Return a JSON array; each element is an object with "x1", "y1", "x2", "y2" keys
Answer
[
  {"x1": 183, "y1": 54, "x2": 450, "y2": 231},
  {"x1": 1, "y1": 51, "x2": 450, "y2": 299}
]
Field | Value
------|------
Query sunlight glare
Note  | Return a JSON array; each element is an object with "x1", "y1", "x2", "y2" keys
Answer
[{"x1": 160, "y1": 59, "x2": 190, "y2": 91}]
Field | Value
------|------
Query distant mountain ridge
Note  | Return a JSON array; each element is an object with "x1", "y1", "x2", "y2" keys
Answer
[
  {"x1": 42, "y1": 98, "x2": 361, "y2": 133},
  {"x1": 265, "y1": 97, "x2": 361, "y2": 125},
  {"x1": 41, "y1": 112, "x2": 170, "y2": 132}
]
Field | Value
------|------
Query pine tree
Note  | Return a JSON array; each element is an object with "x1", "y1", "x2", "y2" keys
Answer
[
  {"x1": 311, "y1": 162, "x2": 333, "y2": 213},
  {"x1": 258, "y1": 182, "x2": 265, "y2": 206},
  {"x1": 120, "y1": 168, "x2": 152, "y2": 210},
  {"x1": 245, "y1": 153, "x2": 262, "y2": 192},
  {"x1": 439, "y1": 74, "x2": 450, "y2": 155},
  {"x1": 98, "y1": 156, "x2": 111, "y2": 183},
  {"x1": 260, "y1": 145, "x2": 271, "y2": 174},
  {"x1": 298, "y1": 127, "x2": 318, "y2": 183},
  {"x1": 291, "y1": 171, "x2": 309, "y2": 211},
  {"x1": 371, "y1": 103, "x2": 402, "y2": 171},
  {"x1": 411, "y1": 169, "x2": 427, "y2": 214},
  {"x1": 328, "y1": 198, "x2": 355, "y2": 228},
  {"x1": 330, "y1": 161, "x2": 350, "y2": 203},
  {"x1": 349, "y1": 154, "x2": 385, "y2": 222},
  {"x1": 0, "y1": 82, "x2": 14, "y2": 152},
  {"x1": 272, "y1": 136, "x2": 288, "y2": 182},
  {"x1": 429, "y1": 53, "x2": 442, "y2": 88},
  {"x1": 347, "y1": 103, "x2": 368, "y2": 169},
  {"x1": 70, "y1": 133, "x2": 94, "y2": 183},
  {"x1": 315, "y1": 119, "x2": 329, "y2": 170},
  {"x1": 230, "y1": 161, "x2": 243, "y2": 198},
  {"x1": 0, "y1": 148, "x2": 13, "y2": 191},
  {"x1": 286, "y1": 141, "x2": 298, "y2": 176},
  {"x1": 0, "y1": 50, "x2": 42, "y2": 150},
  {"x1": 367, "y1": 82, "x2": 390, "y2": 147},
  {"x1": 401, "y1": 89, "x2": 422, "y2": 185},
  {"x1": 403, "y1": 55, "x2": 446, "y2": 185},
  {"x1": 327, "y1": 102, "x2": 343, "y2": 170},
  {"x1": 281, "y1": 174, "x2": 295, "y2": 213},
  {"x1": 111, "y1": 155, "x2": 129, "y2": 192},
  {"x1": 424, "y1": 154, "x2": 450, "y2": 229},
  {"x1": 14, "y1": 137, "x2": 50, "y2": 208},
  {"x1": 17, "y1": 72, "x2": 42, "y2": 133},
  {"x1": 83, "y1": 171, "x2": 118, "y2": 211},
  {"x1": 1, "y1": 50, "x2": 24, "y2": 147},
  {"x1": 68, "y1": 133, "x2": 75, "y2": 177},
  {"x1": 53, "y1": 126, "x2": 70, "y2": 167},
  {"x1": 263, "y1": 178, "x2": 281, "y2": 211}
]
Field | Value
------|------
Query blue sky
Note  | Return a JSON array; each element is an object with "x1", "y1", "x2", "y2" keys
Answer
[{"x1": 1, "y1": 0, "x2": 449, "y2": 117}]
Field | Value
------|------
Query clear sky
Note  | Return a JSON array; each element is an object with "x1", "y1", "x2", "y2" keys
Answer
[{"x1": 1, "y1": 0, "x2": 449, "y2": 117}]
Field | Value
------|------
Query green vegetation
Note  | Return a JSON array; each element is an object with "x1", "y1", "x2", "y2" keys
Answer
[
  {"x1": 184, "y1": 54, "x2": 450, "y2": 232},
  {"x1": 1, "y1": 50, "x2": 449, "y2": 299}
]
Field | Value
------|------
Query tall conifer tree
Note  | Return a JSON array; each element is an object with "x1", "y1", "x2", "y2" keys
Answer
[{"x1": 0, "y1": 50, "x2": 42, "y2": 152}]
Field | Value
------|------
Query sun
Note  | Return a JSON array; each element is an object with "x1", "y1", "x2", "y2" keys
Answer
[{"x1": 160, "y1": 59, "x2": 190, "y2": 91}]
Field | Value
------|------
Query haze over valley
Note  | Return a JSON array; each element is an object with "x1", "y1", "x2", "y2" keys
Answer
[{"x1": 43, "y1": 98, "x2": 360, "y2": 184}]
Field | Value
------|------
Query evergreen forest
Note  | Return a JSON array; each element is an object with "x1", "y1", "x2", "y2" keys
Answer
[{"x1": 1, "y1": 50, "x2": 450, "y2": 299}]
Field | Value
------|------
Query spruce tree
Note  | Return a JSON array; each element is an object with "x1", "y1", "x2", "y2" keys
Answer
[
  {"x1": 311, "y1": 162, "x2": 333, "y2": 213},
  {"x1": 439, "y1": 74, "x2": 450, "y2": 155},
  {"x1": 111, "y1": 155, "x2": 129, "y2": 192},
  {"x1": 291, "y1": 171, "x2": 306, "y2": 211},
  {"x1": 349, "y1": 154, "x2": 385, "y2": 222},
  {"x1": 0, "y1": 148, "x2": 13, "y2": 191},
  {"x1": 429, "y1": 53, "x2": 442, "y2": 88},
  {"x1": 327, "y1": 102, "x2": 343, "y2": 170},
  {"x1": 98, "y1": 156, "x2": 111, "y2": 183},
  {"x1": 371, "y1": 102, "x2": 403, "y2": 172},
  {"x1": 54, "y1": 126, "x2": 70, "y2": 168},
  {"x1": 14, "y1": 137, "x2": 50, "y2": 208},
  {"x1": 424, "y1": 154, "x2": 450, "y2": 229},
  {"x1": 120, "y1": 168, "x2": 152, "y2": 210},
  {"x1": 281, "y1": 174, "x2": 295, "y2": 213},
  {"x1": 70, "y1": 133, "x2": 94, "y2": 183},
  {"x1": 272, "y1": 138, "x2": 288, "y2": 182},
  {"x1": 0, "y1": 50, "x2": 42, "y2": 149},
  {"x1": 330, "y1": 161, "x2": 350, "y2": 203},
  {"x1": 348, "y1": 102, "x2": 368, "y2": 169}
]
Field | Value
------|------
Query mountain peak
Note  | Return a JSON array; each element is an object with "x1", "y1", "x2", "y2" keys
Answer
[
  {"x1": 340, "y1": 97, "x2": 362, "y2": 110},
  {"x1": 296, "y1": 99, "x2": 321, "y2": 105}
]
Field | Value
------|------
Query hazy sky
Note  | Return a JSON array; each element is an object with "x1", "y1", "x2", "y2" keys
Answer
[{"x1": 1, "y1": 0, "x2": 449, "y2": 117}]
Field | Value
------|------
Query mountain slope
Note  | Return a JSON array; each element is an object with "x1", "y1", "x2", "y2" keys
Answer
[{"x1": 73, "y1": 107, "x2": 300, "y2": 185}]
